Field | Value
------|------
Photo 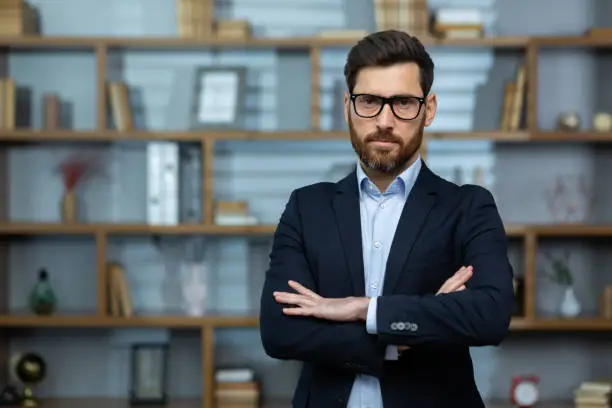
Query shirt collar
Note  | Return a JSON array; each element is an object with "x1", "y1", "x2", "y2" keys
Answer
[{"x1": 356, "y1": 155, "x2": 422, "y2": 200}]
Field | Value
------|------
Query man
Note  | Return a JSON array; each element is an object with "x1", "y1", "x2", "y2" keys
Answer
[{"x1": 259, "y1": 30, "x2": 515, "y2": 408}]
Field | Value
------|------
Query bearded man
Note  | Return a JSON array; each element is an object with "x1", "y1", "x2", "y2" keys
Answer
[{"x1": 259, "y1": 29, "x2": 515, "y2": 408}]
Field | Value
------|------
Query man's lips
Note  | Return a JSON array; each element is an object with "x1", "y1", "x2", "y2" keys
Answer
[{"x1": 369, "y1": 140, "x2": 398, "y2": 148}]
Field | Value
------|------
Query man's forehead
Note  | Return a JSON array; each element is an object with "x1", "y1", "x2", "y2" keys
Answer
[{"x1": 353, "y1": 63, "x2": 422, "y2": 96}]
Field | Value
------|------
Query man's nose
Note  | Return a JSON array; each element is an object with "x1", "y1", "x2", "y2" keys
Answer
[{"x1": 376, "y1": 103, "x2": 395, "y2": 129}]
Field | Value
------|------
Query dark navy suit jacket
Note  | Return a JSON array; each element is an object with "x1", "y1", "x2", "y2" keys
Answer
[{"x1": 259, "y1": 161, "x2": 515, "y2": 408}]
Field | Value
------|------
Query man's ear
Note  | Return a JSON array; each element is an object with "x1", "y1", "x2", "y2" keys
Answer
[
  {"x1": 424, "y1": 93, "x2": 437, "y2": 127},
  {"x1": 344, "y1": 92, "x2": 350, "y2": 125}
]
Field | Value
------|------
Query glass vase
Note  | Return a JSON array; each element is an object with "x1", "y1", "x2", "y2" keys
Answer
[{"x1": 29, "y1": 268, "x2": 57, "y2": 315}]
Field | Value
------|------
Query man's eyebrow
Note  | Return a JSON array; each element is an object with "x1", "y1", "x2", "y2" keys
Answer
[{"x1": 392, "y1": 93, "x2": 423, "y2": 98}]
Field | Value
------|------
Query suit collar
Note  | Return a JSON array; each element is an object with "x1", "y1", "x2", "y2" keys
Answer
[
  {"x1": 334, "y1": 160, "x2": 440, "y2": 296},
  {"x1": 355, "y1": 155, "x2": 422, "y2": 200},
  {"x1": 336, "y1": 158, "x2": 439, "y2": 196}
]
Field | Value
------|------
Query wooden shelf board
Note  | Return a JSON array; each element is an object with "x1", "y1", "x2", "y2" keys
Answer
[
  {"x1": 532, "y1": 35, "x2": 612, "y2": 47},
  {"x1": 0, "y1": 223, "x2": 530, "y2": 237},
  {"x1": 512, "y1": 317, "x2": 612, "y2": 331},
  {"x1": 0, "y1": 130, "x2": 206, "y2": 142},
  {"x1": 10, "y1": 398, "x2": 202, "y2": 408},
  {"x1": 0, "y1": 129, "x2": 544, "y2": 143},
  {"x1": 0, "y1": 396, "x2": 571, "y2": 408},
  {"x1": 0, "y1": 35, "x2": 99, "y2": 49},
  {"x1": 0, "y1": 313, "x2": 259, "y2": 328},
  {"x1": 487, "y1": 401, "x2": 571, "y2": 408},
  {"x1": 505, "y1": 225, "x2": 528, "y2": 237},
  {"x1": 3, "y1": 223, "x2": 612, "y2": 238},
  {"x1": 531, "y1": 131, "x2": 612, "y2": 142},
  {"x1": 3, "y1": 314, "x2": 610, "y2": 332},
  {"x1": 0, "y1": 129, "x2": 348, "y2": 142},
  {"x1": 530, "y1": 224, "x2": 612, "y2": 237},
  {"x1": 0, "y1": 223, "x2": 277, "y2": 235},
  {"x1": 0, "y1": 223, "x2": 101, "y2": 235},
  {"x1": 0, "y1": 315, "x2": 549, "y2": 330},
  {"x1": 426, "y1": 131, "x2": 530, "y2": 141},
  {"x1": 0, "y1": 35, "x2": 529, "y2": 49},
  {"x1": 6, "y1": 130, "x2": 612, "y2": 143}
]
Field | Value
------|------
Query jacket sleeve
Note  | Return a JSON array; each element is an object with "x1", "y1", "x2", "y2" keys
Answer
[
  {"x1": 374, "y1": 185, "x2": 515, "y2": 347},
  {"x1": 259, "y1": 189, "x2": 386, "y2": 377}
]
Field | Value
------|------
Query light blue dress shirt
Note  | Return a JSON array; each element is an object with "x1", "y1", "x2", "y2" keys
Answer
[{"x1": 346, "y1": 156, "x2": 422, "y2": 408}]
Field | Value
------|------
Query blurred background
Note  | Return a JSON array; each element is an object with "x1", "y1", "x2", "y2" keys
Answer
[{"x1": 0, "y1": 0, "x2": 611, "y2": 407}]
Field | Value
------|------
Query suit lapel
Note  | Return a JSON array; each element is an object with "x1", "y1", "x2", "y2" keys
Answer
[
  {"x1": 383, "y1": 162, "x2": 439, "y2": 295},
  {"x1": 333, "y1": 172, "x2": 366, "y2": 296}
]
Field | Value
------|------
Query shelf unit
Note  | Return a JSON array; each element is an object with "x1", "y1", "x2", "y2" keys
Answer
[{"x1": 1, "y1": 33, "x2": 612, "y2": 407}]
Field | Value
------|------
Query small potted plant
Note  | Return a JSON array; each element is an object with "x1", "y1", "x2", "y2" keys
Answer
[{"x1": 540, "y1": 250, "x2": 581, "y2": 318}]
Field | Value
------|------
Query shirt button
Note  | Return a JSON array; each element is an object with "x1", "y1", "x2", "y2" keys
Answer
[
  {"x1": 373, "y1": 241, "x2": 381, "y2": 249},
  {"x1": 379, "y1": 203, "x2": 386, "y2": 209},
  {"x1": 371, "y1": 283, "x2": 377, "y2": 290}
]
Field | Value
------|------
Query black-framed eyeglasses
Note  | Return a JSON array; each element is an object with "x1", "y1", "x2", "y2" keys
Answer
[{"x1": 350, "y1": 93, "x2": 425, "y2": 120}]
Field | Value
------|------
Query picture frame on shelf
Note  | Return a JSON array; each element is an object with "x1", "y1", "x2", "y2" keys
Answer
[
  {"x1": 190, "y1": 65, "x2": 247, "y2": 130},
  {"x1": 129, "y1": 343, "x2": 169, "y2": 406}
]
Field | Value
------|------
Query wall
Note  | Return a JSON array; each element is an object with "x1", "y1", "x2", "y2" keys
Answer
[{"x1": 5, "y1": 0, "x2": 612, "y2": 402}]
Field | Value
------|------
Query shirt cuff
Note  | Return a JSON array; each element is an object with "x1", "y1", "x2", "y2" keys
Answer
[
  {"x1": 365, "y1": 296, "x2": 378, "y2": 334},
  {"x1": 384, "y1": 345, "x2": 399, "y2": 360}
]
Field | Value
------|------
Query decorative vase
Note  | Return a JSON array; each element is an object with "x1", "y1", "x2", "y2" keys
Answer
[
  {"x1": 29, "y1": 269, "x2": 57, "y2": 315},
  {"x1": 559, "y1": 286, "x2": 581, "y2": 318},
  {"x1": 61, "y1": 189, "x2": 78, "y2": 222},
  {"x1": 181, "y1": 262, "x2": 209, "y2": 316}
]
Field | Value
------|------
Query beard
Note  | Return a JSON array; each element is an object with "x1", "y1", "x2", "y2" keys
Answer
[{"x1": 349, "y1": 115, "x2": 424, "y2": 174}]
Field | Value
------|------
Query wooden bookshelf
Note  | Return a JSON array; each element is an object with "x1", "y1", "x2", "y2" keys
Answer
[{"x1": 1, "y1": 29, "x2": 612, "y2": 408}]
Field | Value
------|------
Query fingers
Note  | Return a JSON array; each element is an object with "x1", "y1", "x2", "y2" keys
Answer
[
  {"x1": 288, "y1": 280, "x2": 321, "y2": 299},
  {"x1": 436, "y1": 265, "x2": 473, "y2": 295},
  {"x1": 282, "y1": 307, "x2": 313, "y2": 316},
  {"x1": 273, "y1": 292, "x2": 317, "y2": 307}
]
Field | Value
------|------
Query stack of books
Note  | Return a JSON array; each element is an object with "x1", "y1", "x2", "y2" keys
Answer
[
  {"x1": 430, "y1": 8, "x2": 484, "y2": 39},
  {"x1": 0, "y1": 0, "x2": 37, "y2": 36},
  {"x1": 214, "y1": 368, "x2": 260, "y2": 408},
  {"x1": 574, "y1": 381, "x2": 612, "y2": 407},
  {"x1": 373, "y1": 0, "x2": 430, "y2": 37}
]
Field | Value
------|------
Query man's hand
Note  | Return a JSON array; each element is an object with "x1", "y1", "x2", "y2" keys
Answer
[
  {"x1": 397, "y1": 265, "x2": 473, "y2": 352},
  {"x1": 436, "y1": 265, "x2": 472, "y2": 295},
  {"x1": 273, "y1": 265, "x2": 473, "y2": 325},
  {"x1": 274, "y1": 280, "x2": 370, "y2": 322}
]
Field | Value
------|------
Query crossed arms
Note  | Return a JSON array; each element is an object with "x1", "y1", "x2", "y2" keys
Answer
[{"x1": 259, "y1": 186, "x2": 515, "y2": 377}]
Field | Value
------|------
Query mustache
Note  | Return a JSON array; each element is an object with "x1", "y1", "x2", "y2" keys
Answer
[{"x1": 364, "y1": 131, "x2": 401, "y2": 144}]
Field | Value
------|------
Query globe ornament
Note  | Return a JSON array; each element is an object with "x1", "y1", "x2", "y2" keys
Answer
[{"x1": 14, "y1": 353, "x2": 46, "y2": 407}]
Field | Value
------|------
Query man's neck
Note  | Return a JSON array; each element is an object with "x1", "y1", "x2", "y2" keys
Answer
[{"x1": 361, "y1": 154, "x2": 419, "y2": 193}]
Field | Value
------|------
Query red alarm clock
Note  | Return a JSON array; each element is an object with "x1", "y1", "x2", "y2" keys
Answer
[{"x1": 510, "y1": 375, "x2": 539, "y2": 408}]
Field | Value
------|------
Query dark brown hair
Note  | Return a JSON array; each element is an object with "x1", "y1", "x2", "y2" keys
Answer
[{"x1": 343, "y1": 30, "x2": 435, "y2": 96}]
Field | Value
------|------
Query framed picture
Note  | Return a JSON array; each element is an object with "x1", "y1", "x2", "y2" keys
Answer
[
  {"x1": 191, "y1": 66, "x2": 246, "y2": 130},
  {"x1": 129, "y1": 343, "x2": 169, "y2": 405}
]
